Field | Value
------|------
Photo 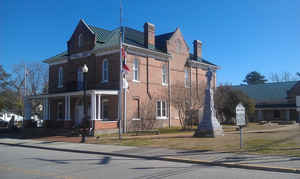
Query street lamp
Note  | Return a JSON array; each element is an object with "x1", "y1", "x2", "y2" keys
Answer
[{"x1": 81, "y1": 64, "x2": 88, "y2": 143}]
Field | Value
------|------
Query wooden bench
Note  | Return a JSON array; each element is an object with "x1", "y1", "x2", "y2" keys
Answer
[{"x1": 135, "y1": 129, "x2": 160, "y2": 136}]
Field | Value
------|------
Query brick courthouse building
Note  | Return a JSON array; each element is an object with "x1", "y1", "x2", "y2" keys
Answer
[{"x1": 24, "y1": 19, "x2": 218, "y2": 134}]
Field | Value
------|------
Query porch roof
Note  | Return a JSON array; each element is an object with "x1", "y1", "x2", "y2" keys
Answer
[{"x1": 26, "y1": 90, "x2": 119, "y2": 100}]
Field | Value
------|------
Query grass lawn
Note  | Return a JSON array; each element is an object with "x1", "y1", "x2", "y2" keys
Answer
[{"x1": 90, "y1": 123, "x2": 300, "y2": 157}]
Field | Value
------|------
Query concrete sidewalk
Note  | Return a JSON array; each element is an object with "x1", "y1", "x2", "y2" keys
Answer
[{"x1": 0, "y1": 138, "x2": 299, "y2": 174}]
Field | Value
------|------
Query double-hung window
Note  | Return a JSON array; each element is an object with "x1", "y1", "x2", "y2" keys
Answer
[
  {"x1": 156, "y1": 100, "x2": 167, "y2": 119},
  {"x1": 58, "y1": 67, "x2": 63, "y2": 88},
  {"x1": 77, "y1": 68, "x2": 83, "y2": 90},
  {"x1": 102, "y1": 59, "x2": 109, "y2": 83},
  {"x1": 162, "y1": 64, "x2": 167, "y2": 85},
  {"x1": 184, "y1": 68, "x2": 190, "y2": 88},
  {"x1": 133, "y1": 59, "x2": 139, "y2": 81}
]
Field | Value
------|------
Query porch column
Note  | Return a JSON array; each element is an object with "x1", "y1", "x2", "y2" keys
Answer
[
  {"x1": 24, "y1": 98, "x2": 32, "y2": 121},
  {"x1": 285, "y1": 109, "x2": 290, "y2": 121},
  {"x1": 64, "y1": 96, "x2": 70, "y2": 120},
  {"x1": 258, "y1": 110, "x2": 263, "y2": 121},
  {"x1": 97, "y1": 94, "x2": 102, "y2": 120},
  {"x1": 91, "y1": 93, "x2": 96, "y2": 120}
]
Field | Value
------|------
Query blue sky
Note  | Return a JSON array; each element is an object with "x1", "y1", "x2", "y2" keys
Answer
[{"x1": 1, "y1": 0, "x2": 299, "y2": 85}]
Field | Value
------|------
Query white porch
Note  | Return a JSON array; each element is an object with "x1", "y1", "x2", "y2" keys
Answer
[{"x1": 24, "y1": 90, "x2": 119, "y2": 128}]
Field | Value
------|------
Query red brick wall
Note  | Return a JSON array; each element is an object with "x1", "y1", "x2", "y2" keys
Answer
[
  {"x1": 94, "y1": 121, "x2": 118, "y2": 130},
  {"x1": 49, "y1": 53, "x2": 120, "y2": 94},
  {"x1": 67, "y1": 20, "x2": 96, "y2": 55}
]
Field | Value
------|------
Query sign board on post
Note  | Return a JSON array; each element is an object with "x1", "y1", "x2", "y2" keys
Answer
[
  {"x1": 236, "y1": 103, "x2": 246, "y2": 126},
  {"x1": 236, "y1": 103, "x2": 245, "y2": 149}
]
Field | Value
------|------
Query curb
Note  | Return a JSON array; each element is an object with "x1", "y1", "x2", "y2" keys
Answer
[
  {"x1": 0, "y1": 142, "x2": 299, "y2": 174},
  {"x1": 162, "y1": 157, "x2": 300, "y2": 174}
]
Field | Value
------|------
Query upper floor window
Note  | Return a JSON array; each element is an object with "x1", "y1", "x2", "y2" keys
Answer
[
  {"x1": 156, "y1": 100, "x2": 167, "y2": 119},
  {"x1": 77, "y1": 68, "x2": 83, "y2": 90},
  {"x1": 78, "y1": 33, "x2": 83, "y2": 48},
  {"x1": 184, "y1": 68, "x2": 190, "y2": 88},
  {"x1": 58, "y1": 66, "x2": 63, "y2": 88},
  {"x1": 162, "y1": 64, "x2": 167, "y2": 85},
  {"x1": 133, "y1": 59, "x2": 139, "y2": 81},
  {"x1": 102, "y1": 59, "x2": 109, "y2": 82}
]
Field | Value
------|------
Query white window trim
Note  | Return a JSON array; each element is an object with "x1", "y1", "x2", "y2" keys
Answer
[
  {"x1": 132, "y1": 79, "x2": 140, "y2": 83},
  {"x1": 156, "y1": 100, "x2": 168, "y2": 120},
  {"x1": 133, "y1": 59, "x2": 139, "y2": 81},
  {"x1": 162, "y1": 64, "x2": 168, "y2": 86},
  {"x1": 132, "y1": 118, "x2": 141, "y2": 121},
  {"x1": 184, "y1": 68, "x2": 190, "y2": 88},
  {"x1": 102, "y1": 59, "x2": 109, "y2": 83}
]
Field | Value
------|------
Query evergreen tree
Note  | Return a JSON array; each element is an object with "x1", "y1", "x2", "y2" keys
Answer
[{"x1": 243, "y1": 71, "x2": 267, "y2": 85}]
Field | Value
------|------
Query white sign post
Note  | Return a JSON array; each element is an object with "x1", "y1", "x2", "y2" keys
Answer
[{"x1": 236, "y1": 103, "x2": 246, "y2": 149}]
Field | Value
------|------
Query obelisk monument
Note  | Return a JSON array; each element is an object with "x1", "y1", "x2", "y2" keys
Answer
[{"x1": 194, "y1": 69, "x2": 223, "y2": 137}]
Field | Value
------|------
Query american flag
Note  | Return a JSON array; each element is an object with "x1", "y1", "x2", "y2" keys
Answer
[{"x1": 122, "y1": 47, "x2": 130, "y2": 73}]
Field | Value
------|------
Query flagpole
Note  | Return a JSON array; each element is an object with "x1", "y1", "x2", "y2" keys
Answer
[
  {"x1": 118, "y1": 0, "x2": 123, "y2": 140},
  {"x1": 122, "y1": 3, "x2": 127, "y2": 134}
]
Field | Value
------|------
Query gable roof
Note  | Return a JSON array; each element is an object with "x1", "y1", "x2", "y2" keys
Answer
[
  {"x1": 188, "y1": 53, "x2": 217, "y2": 67},
  {"x1": 155, "y1": 31, "x2": 175, "y2": 52},
  {"x1": 44, "y1": 21, "x2": 216, "y2": 67},
  {"x1": 231, "y1": 81, "x2": 298, "y2": 103}
]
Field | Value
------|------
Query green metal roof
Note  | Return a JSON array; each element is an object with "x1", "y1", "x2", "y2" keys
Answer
[
  {"x1": 88, "y1": 25, "x2": 111, "y2": 43},
  {"x1": 44, "y1": 23, "x2": 217, "y2": 67},
  {"x1": 231, "y1": 81, "x2": 298, "y2": 103}
]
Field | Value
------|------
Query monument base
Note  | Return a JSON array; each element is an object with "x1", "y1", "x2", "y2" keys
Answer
[
  {"x1": 194, "y1": 116, "x2": 224, "y2": 138},
  {"x1": 194, "y1": 127, "x2": 224, "y2": 137}
]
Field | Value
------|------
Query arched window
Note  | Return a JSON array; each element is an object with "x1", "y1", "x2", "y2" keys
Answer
[
  {"x1": 78, "y1": 33, "x2": 83, "y2": 48},
  {"x1": 133, "y1": 59, "x2": 139, "y2": 81},
  {"x1": 77, "y1": 67, "x2": 83, "y2": 90},
  {"x1": 162, "y1": 64, "x2": 167, "y2": 85},
  {"x1": 102, "y1": 59, "x2": 109, "y2": 82},
  {"x1": 58, "y1": 66, "x2": 63, "y2": 88}
]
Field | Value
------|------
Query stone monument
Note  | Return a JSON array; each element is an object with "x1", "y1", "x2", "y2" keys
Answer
[{"x1": 194, "y1": 69, "x2": 224, "y2": 137}]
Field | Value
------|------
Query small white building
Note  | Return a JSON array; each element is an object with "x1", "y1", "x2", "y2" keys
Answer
[{"x1": 0, "y1": 112, "x2": 24, "y2": 122}]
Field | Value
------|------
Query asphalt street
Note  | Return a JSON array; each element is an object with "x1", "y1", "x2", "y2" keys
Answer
[{"x1": 0, "y1": 144, "x2": 299, "y2": 179}]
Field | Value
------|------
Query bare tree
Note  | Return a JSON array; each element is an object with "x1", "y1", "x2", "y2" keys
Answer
[
  {"x1": 10, "y1": 62, "x2": 48, "y2": 115},
  {"x1": 170, "y1": 81, "x2": 204, "y2": 130},
  {"x1": 139, "y1": 97, "x2": 157, "y2": 130},
  {"x1": 269, "y1": 72, "x2": 299, "y2": 82}
]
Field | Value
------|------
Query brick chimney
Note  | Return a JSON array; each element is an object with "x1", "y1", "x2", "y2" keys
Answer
[
  {"x1": 144, "y1": 22, "x2": 155, "y2": 49},
  {"x1": 193, "y1": 40, "x2": 202, "y2": 60}
]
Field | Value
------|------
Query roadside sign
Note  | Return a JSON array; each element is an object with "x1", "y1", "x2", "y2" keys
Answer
[
  {"x1": 236, "y1": 103, "x2": 246, "y2": 149},
  {"x1": 236, "y1": 103, "x2": 245, "y2": 126}
]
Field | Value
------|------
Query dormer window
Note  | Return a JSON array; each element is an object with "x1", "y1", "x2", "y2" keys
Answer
[
  {"x1": 58, "y1": 66, "x2": 63, "y2": 88},
  {"x1": 78, "y1": 33, "x2": 83, "y2": 48}
]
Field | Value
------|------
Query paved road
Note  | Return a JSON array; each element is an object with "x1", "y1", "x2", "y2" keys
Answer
[{"x1": 0, "y1": 144, "x2": 299, "y2": 179}]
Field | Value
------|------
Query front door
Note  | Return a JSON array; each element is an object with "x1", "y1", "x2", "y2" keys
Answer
[{"x1": 75, "y1": 105, "x2": 84, "y2": 125}]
